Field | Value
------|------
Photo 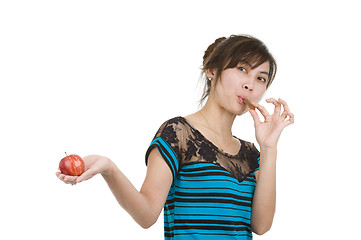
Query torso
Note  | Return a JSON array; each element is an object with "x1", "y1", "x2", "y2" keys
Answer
[{"x1": 146, "y1": 116, "x2": 261, "y2": 239}]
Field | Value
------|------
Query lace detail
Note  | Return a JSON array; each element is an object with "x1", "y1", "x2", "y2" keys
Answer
[{"x1": 154, "y1": 116, "x2": 260, "y2": 182}]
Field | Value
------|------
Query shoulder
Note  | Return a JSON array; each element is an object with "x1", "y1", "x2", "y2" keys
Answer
[
  {"x1": 234, "y1": 136, "x2": 259, "y2": 154},
  {"x1": 157, "y1": 116, "x2": 185, "y2": 128},
  {"x1": 156, "y1": 116, "x2": 187, "y2": 133},
  {"x1": 154, "y1": 116, "x2": 189, "y2": 140},
  {"x1": 235, "y1": 137, "x2": 260, "y2": 170},
  {"x1": 242, "y1": 139, "x2": 260, "y2": 156}
]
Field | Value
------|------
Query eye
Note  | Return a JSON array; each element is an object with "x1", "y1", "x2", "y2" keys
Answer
[
  {"x1": 238, "y1": 67, "x2": 247, "y2": 72},
  {"x1": 258, "y1": 77, "x2": 267, "y2": 83}
]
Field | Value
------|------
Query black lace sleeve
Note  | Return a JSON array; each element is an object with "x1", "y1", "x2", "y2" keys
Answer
[
  {"x1": 145, "y1": 118, "x2": 183, "y2": 180},
  {"x1": 244, "y1": 142, "x2": 260, "y2": 172}
]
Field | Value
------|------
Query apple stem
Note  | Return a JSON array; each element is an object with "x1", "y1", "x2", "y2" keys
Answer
[{"x1": 65, "y1": 152, "x2": 67, "y2": 156}]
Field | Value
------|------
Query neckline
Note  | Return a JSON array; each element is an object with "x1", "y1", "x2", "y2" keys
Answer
[{"x1": 178, "y1": 116, "x2": 243, "y2": 158}]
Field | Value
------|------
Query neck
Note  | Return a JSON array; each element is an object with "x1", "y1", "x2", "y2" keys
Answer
[{"x1": 198, "y1": 98, "x2": 236, "y2": 138}]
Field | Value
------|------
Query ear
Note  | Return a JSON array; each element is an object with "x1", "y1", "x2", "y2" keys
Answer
[{"x1": 205, "y1": 69, "x2": 215, "y2": 79}]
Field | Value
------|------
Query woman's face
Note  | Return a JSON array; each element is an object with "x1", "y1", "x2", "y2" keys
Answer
[{"x1": 211, "y1": 61, "x2": 270, "y2": 115}]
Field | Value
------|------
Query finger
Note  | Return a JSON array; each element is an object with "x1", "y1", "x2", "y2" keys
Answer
[
  {"x1": 278, "y1": 98, "x2": 291, "y2": 113},
  {"x1": 63, "y1": 175, "x2": 79, "y2": 185},
  {"x1": 56, "y1": 171, "x2": 77, "y2": 185},
  {"x1": 56, "y1": 171, "x2": 62, "y2": 178},
  {"x1": 279, "y1": 98, "x2": 294, "y2": 124},
  {"x1": 266, "y1": 98, "x2": 281, "y2": 116},
  {"x1": 56, "y1": 172, "x2": 67, "y2": 181},
  {"x1": 253, "y1": 103, "x2": 271, "y2": 120},
  {"x1": 285, "y1": 112, "x2": 295, "y2": 124},
  {"x1": 63, "y1": 175, "x2": 78, "y2": 182},
  {"x1": 280, "y1": 110, "x2": 288, "y2": 120},
  {"x1": 248, "y1": 108, "x2": 262, "y2": 127}
]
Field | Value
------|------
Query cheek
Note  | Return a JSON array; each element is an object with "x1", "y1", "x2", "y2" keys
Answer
[
  {"x1": 254, "y1": 89, "x2": 266, "y2": 102},
  {"x1": 214, "y1": 79, "x2": 235, "y2": 96}
]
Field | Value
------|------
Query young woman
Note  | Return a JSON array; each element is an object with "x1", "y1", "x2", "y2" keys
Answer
[{"x1": 56, "y1": 34, "x2": 294, "y2": 239}]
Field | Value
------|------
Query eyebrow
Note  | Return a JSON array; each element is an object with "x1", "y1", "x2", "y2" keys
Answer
[{"x1": 260, "y1": 71, "x2": 269, "y2": 76}]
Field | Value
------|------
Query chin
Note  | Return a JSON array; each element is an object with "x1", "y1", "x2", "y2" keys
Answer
[
  {"x1": 236, "y1": 110, "x2": 247, "y2": 116},
  {"x1": 233, "y1": 107, "x2": 248, "y2": 116}
]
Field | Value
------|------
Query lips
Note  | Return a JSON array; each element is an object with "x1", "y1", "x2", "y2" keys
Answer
[
  {"x1": 237, "y1": 96, "x2": 247, "y2": 103},
  {"x1": 238, "y1": 96, "x2": 255, "y2": 109}
]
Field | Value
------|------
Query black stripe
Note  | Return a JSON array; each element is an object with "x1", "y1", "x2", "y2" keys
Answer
[
  {"x1": 164, "y1": 231, "x2": 174, "y2": 238},
  {"x1": 179, "y1": 177, "x2": 242, "y2": 184},
  {"x1": 176, "y1": 191, "x2": 252, "y2": 202},
  {"x1": 180, "y1": 171, "x2": 232, "y2": 178},
  {"x1": 174, "y1": 232, "x2": 251, "y2": 237},
  {"x1": 181, "y1": 165, "x2": 225, "y2": 172},
  {"x1": 174, "y1": 197, "x2": 251, "y2": 207},
  {"x1": 174, "y1": 224, "x2": 251, "y2": 233},
  {"x1": 173, "y1": 204, "x2": 251, "y2": 213},
  {"x1": 175, "y1": 213, "x2": 250, "y2": 221},
  {"x1": 180, "y1": 169, "x2": 257, "y2": 183},
  {"x1": 175, "y1": 219, "x2": 250, "y2": 227},
  {"x1": 157, "y1": 141, "x2": 177, "y2": 170},
  {"x1": 166, "y1": 197, "x2": 175, "y2": 204},
  {"x1": 176, "y1": 186, "x2": 254, "y2": 195},
  {"x1": 246, "y1": 176, "x2": 256, "y2": 183},
  {"x1": 164, "y1": 204, "x2": 174, "y2": 211}
]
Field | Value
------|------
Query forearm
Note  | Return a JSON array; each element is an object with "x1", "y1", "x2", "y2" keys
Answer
[
  {"x1": 251, "y1": 147, "x2": 277, "y2": 235},
  {"x1": 101, "y1": 160, "x2": 156, "y2": 228}
]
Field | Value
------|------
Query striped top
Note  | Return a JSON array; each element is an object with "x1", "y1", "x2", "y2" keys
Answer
[{"x1": 145, "y1": 117, "x2": 260, "y2": 240}]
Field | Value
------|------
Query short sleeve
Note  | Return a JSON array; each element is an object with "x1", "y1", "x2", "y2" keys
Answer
[
  {"x1": 145, "y1": 118, "x2": 182, "y2": 180},
  {"x1": 254, "y1": 157, "x2": 261, "y2": 172},
  {"x1": 245, "y1": 142, "x2": 260, "y2": 172}
]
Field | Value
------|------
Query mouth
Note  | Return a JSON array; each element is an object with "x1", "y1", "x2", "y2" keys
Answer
[
  {"x1": 237, "y1": 96, "x2": 247, "y2": 104},
  {"x1": 243, "y1": 99, "x2": 255, "y2": 110},
  {"x1": 238, "y1": 96, "x2": 255, "y2": 110}
]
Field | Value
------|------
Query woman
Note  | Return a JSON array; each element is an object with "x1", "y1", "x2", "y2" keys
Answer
[{"x1": 56, "y1": 34, "x2": 294, "y2": 239}]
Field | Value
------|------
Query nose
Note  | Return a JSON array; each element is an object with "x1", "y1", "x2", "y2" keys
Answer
[
  {"x1": 242, "y1": 74, "x2": 254, "y2": 91},
  {"x1": 243, "y1": 83, "x2": 253, "y2": 92}
]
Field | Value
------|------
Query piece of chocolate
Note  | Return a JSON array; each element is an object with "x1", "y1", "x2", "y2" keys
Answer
[{"x1": 243, "y1": 99, "x2": 255, "y2": 110}]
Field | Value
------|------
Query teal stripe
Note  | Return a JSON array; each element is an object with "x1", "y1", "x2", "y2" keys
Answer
[{"x1": 175, "y1": 187, "x2": 254, "y2": 197}]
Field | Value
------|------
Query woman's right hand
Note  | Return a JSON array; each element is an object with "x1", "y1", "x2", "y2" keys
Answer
[{"x1": 56, "y1": 155, "x2": 113, "y2": 185}]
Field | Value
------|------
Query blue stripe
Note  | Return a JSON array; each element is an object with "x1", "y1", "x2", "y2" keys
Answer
[{"x1": 175, "y1": 187, "x2": 254, "y2": 198}]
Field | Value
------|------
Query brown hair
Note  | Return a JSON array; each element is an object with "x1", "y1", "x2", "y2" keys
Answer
[{"x1": 200, "y1": 34, "x2": 277, "y2": 104}]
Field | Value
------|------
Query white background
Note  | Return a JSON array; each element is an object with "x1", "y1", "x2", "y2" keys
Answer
[{"x1": 1, "y1": 0, "x2": 360, "y2": 239}]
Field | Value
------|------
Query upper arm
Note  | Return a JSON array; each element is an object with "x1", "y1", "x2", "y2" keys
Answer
[{"x1": 140, "y1": 148, "x2": 173, "y2": 217}]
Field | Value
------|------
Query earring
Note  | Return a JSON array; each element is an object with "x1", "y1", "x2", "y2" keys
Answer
[{"x1": 208, "y1": 77, "x2": 212, "y2": 81}]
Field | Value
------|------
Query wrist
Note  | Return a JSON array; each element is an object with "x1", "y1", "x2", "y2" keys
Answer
[
  {"x1": 260, "y1": 147, "x2": 278, "y2": 162},
  {"x1": 101, "y1": 157, "x2": 116, "y2": 177},
  {"x1": 260, "y1": 145, "x2": 277, "y2": 153}
]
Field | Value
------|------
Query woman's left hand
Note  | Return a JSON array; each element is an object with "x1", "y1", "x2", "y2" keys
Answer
[{"x1": 248, "y1": 98, "x2": 294, "y2": 149}]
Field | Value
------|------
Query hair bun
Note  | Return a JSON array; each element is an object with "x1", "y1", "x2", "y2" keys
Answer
[{"x1": 203, "y1": 37, "x2": 227, "y2": 64}]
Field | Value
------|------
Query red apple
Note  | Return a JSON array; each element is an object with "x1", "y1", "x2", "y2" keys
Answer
[{"x1": 59, "y1": 152, "x2": 85, "y2": 176}]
